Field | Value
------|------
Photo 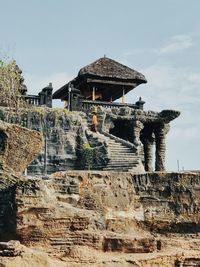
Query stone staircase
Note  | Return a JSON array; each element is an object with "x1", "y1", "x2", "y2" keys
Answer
[
  {"x1": 80, "y1": 113, "x2": 144, "y2": 172},
  {"x1": 103, "y1": 137, "x2": 142, "y2": 171}
]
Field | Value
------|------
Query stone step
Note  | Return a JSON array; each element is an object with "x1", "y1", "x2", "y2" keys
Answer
[
  {"x1": 109, "y1": 147, "x2": 130, "y2": 150},
  {"x1": 108, "y1": 159, "x2": 139, "y2": 163},
  {"x1": 106, "y1": 163, "x2": 138, "y2": 168},
  {"x1": 109, "y1": 148, "x2": 132, "y2": 151},
  {"x1": 109, "y1": 155, "x2": 138, "y2": 158},
  {"x1": 107, "y1": 164, "x2": 138, "y2": 168},
  {"x1": 108, "y1": 147, "x2": 133, "y2": 152},
  {"x1": 108, "y1": 160, "x2": 138, "y2": 163},
  {"x1": 109, "y1": 154, "x2": 137, "y2": 157},
  {"x1": 109, "y1": 152, "x2": 134, "y2": 156},
  {"x1": 108, "y1": 142, "x2": 130, "y2": 146},
  {"x1": 108, "y1": 158, "x2": 139, "y2": 162},
  {"x1": 109, "y1": 156, "x2": 135, "y2": 160},
  {"x1": 106, "y1": 164, "x2": 138, "y2": 168},
  {"x1": 109, "y1": 154, "x2": 138, "y2": 159},
  {"x1": 109, "y1": 158, "x2": 136, "y2": 162}
]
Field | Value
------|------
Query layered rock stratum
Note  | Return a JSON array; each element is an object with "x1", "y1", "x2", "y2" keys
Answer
[
  {"x1": 0, "y1": 120, "x2": 200, "y2": 266},
  {"x1": 1, "y1": 169, "x2": 200, "y2": 266}
]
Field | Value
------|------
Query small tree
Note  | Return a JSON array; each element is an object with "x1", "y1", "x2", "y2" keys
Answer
[{"x1": 0, "y1": 58, "x2": 28, "y2": 110}]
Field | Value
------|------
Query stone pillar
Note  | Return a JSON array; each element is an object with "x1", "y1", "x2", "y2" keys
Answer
[
  {"x1": 132, "y1": 120, "x2": 144, "y2": 148},
  {"x1": 143, "y1": 136, "x2": 154, "y2": 172},
  {"x1": 135, "y1": 97, "x2": 145, "y2": 110},
  {"x1": 140, "y1": 125, "x2": 154, "y2": 172},
  {"x1": 39, "y1": 83, "x2": 53, "y2": 108},
  {"x1": 154, "y1": 124, "x2": 170, "y2": 171}
]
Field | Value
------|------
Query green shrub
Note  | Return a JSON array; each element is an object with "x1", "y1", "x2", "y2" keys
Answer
[{"x1": 82, "y1": 143, "x2": 94, "y2": 170}]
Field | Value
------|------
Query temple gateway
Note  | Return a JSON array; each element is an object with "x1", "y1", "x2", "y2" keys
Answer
[{"x1": 52, "y1": 57, "x2": 180, "y2": 172}]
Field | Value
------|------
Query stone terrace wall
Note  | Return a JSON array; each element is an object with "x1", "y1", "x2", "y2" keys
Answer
[{"x1": 0, "y1": 108, "x2": 84, "y2": 175}]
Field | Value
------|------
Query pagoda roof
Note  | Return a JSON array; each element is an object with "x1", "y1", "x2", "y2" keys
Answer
[
  {"x1": 78, "y1": 57, "x2": 147, "y2": 81},
  {"x1": 53, "y1": 57, "x2": 147, "y2": 101}
]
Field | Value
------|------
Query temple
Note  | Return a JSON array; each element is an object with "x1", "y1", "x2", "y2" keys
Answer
[
  {"x1": 53, "y1": 56, "x2": 147, "y2": 110},
  {"x1": 0, "y1": 57, "x2": 180, "y2": 173},
  {"x1": 51, "y1": 57, "x2": 180, "y2": 172}
]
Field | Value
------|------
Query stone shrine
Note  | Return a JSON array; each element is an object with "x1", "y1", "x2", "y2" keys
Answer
[{"x1": 51, "y1": 57, "x2": 180, "y2": 173}]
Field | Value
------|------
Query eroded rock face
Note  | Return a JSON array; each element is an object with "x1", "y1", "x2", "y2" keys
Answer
[
  {"x1": 0, "y1": 114, "x2": 199, "y2": 266},
  {"x1": 0, "y1": 120, "x2": 43, "y2": 244},
  {"x1": 0, "y1": 171, "x2": 199, "y2": 266},
  {"x1": 0, "y1": 120, "x2": 43, "y2": 174},
  {"x1": 0, "y1": 106, "x2": 180, "y2": 174},
  {"x1": 0, "y1": 108, "x2": 98, "y2": 174}
]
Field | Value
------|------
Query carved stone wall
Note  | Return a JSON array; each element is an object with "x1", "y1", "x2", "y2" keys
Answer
[
  {"x1": 0, "y1": 108, "x2": 85, "y2": 175},
  {"x1": 0, "y1": 106, "x2": 180, "y2": 174},
  {"x1": 101, "y1": 107, "x2": 180, "y2": 171}
]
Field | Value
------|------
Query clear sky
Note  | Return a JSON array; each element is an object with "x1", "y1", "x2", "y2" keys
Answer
[{"x1": 0, "y1": 0, "x2": 200, "y2": 171}]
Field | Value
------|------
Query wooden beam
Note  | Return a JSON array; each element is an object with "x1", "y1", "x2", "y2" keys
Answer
[{"x1": 92, "y1": 87, "x2": 95, "y2": 101}]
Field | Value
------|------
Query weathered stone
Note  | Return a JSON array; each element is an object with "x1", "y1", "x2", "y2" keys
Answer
[
  {"x1": 0, "y1": 106, "x2": 180, "y2": 173},
  {"x1": 0, "y1": 240, "x2": 24, "y2": 257},
  {"x1": 0, "y1": 120, "x2": 43, "y2": 174},
  {"x1": 0, "y1": 171, "x2": 200, "y2": 265},
  {"x1": 154, "y1": 124, "x2": 170, "y2": 171},
  {"x1": 0, "y1": 108, "x2": 84, "y2": 174}
]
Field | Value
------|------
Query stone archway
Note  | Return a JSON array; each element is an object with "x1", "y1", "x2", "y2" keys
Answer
[{"x1": 109, "y1": 119, "x2": 134, "y2": 143}]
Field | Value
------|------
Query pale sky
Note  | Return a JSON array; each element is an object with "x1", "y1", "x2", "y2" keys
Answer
[{"x1": 1, "y1": 0, "x2": 200, "y2": 171}]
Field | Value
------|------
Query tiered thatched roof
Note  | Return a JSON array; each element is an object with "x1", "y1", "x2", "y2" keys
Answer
[{"x1": 53, "y1": 57, "x2": 147, "y2": 101}]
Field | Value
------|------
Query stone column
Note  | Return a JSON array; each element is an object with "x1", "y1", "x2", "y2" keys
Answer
[
  {"x1": 132, "y1": 120, "x2": 144, "y2": 149},
  {"x1": 154, "y1": 124, "x2": 170, "y2": 171},
  {"x1": 140, "y1": 125, "x2": 154, "y2": 172},
  {"x1": 143, "y1": 135, "x2": 154, "y2": 172},
  {"x1": 132, "y1": 120, "x2": 144, "y2": 172}
]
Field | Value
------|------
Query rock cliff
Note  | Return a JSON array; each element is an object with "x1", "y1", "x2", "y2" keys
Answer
[
  {"x1": 1, "y1": 170, "x2": 200, "y2": 266},
  {"x1": 0, "y1": 118, "x2": 200, "y2": 266}
]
